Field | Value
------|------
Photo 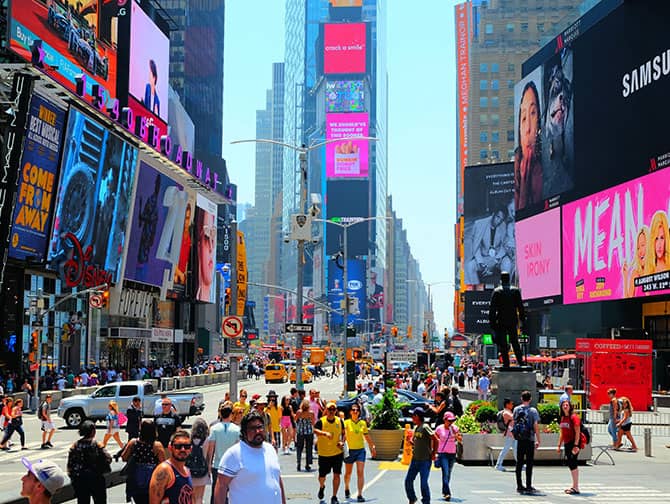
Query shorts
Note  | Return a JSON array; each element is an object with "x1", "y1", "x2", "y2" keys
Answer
[
  {"x1": 621, "y1": 422, "x2": 632, "y2": 432},
  {"x1": 564, "y1": 441, "x2": 579, "y2": 471},
  {"x1": 344, "y1": 448, "x2": 366, "y2": 464},
  {"x1": 318, "y1": 453, "x2": 344, "y2": 477},
  {"x1": 280, "y1": 416, "x2": 292, "y2": 429},
  {"x1": 41, "y1": 421, "x2": 55, "y2": 432}
]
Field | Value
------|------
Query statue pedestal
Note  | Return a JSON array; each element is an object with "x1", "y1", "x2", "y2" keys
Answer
[{"x1": 492, "y1": 367, "x2": 537, "y2": 410}]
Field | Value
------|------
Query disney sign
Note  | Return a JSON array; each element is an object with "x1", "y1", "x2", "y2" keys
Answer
[{"x1": 62, "y1": 232, "x2": 113, "y2": 289}]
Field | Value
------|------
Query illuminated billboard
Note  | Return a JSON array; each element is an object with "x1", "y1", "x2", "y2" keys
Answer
[
  {"x1": 324, "y1": 23, "x2": 366, "y2": 75},
  {"x1": 129, "y1": 1, "x2": 170, "y2": 122},
  {"x1": 9, "y1": 0, "x2": 119, "y2": 105},
  {"x1": 326, "y1": 80, "x2": 365, "y2": 112},
  {"x1": 562, "y1": 167, "x2": 670, "y2": 304},
  {"x1": 9, "y1": 96, "x2": 66, "y2": 262},
  {"x1": 48, "y1": 108, "x2": 138, "y2": 286},
  {"x1": 194, "y1": 194, "x2": 218, "y2": 303},
  {"x1": 127, "y1": 96, "x2": 169, "y2": 147},
  {"x1": 455, "y1": 2, "x2": 471, "y2": 216},
  {"x1": 516, "y1": 207, "x2": 562, "y2": 303},
  {"x1": 328, "y1": 258, "x2": 366, "y2": 325},
  {"x1": 326, "y1": 112, "x2": 369, "y2": 179},
  {"x1": 124, "y1": 157, "x2": 191, "y2": 289},
  {"x1": 464, "y1": 291, "x2": 491, "y2": 335},
  {"x1": 325, "y1": 179, "x2": 369, "y2": 257}
]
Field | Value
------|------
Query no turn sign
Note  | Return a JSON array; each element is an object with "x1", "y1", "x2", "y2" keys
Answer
[{"x1": 222, "y1": 316, "x2": 244, "y2": 338}]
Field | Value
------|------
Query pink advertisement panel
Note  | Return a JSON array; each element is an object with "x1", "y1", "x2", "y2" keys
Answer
[
  {"x1": 563, "y1": 168, "x2": 670, "y2": 304},
  {"x1": 517, "y1": 207, "x2": 562, "y2": 300},
  {"x1": 326, "y1": 113, "x2": 369, "y2": 178},
  {"x1": 324, "y1": 23, "x2": 366, "y2": 74}
]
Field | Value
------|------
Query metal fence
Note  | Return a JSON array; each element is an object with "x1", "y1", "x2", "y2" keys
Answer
[{"x1": 586, "y1": 410, "x2": 670, "y2": 437}]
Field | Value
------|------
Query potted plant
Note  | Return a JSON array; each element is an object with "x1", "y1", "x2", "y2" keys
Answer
[{"x1": 368, "y1": 383, "x2": 410, "y2": 460}]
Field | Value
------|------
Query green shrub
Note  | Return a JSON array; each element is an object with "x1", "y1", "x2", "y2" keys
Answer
[
  {"x1": 369, "y1": 387, "x2": 410, "y2": 430},
  {"x1": 474, "y1": 405, "x2": 498, "y2": 424},
  {"x1": 467, "y1": 400, "x2": 495, "y2": 416},
  {"x1": 542, "y1": 420, "x2": 561, "y2": 433},
  {"x1": 538, "y1": 403, "x2": 560, "y2": 424},
  {"x1": 454, "y1": 413, "x2": 481, "y2": 434}
]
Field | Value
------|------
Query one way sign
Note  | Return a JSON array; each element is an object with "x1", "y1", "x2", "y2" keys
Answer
[{"x1": 285, "y1": 323, "x2": 313, "y2": 333}]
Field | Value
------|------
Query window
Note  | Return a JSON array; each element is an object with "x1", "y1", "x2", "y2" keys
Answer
[
  {"x1": 480, "y1": 131, "x2": 488, "y2": 143},
  {"x1": 507, "y1": 80, "x2": 515, "y2": 89},
  {"x1": 521, "y1": 22, "x2": 529, "y2": 32},
  {"x1": 480, "y1": 80, "x2": 488, "y2": 91},
  {"x1": 480, "y1": 114, "x2": 489, "y2": 126},
  {"x1": 507, "y1": 129, "x2": 515, "y2": 142},
  {"x1": 507, "y1": 97, "x2": 514, "y2": 107},
  {"x1": 485, "y1": 23, "x2": 493, "y2": 34},
  {"x1": 119, "y1": 385, "x2": 138, "y2": 397},
  {"x1": 507, "y1": 114, "x2": 514, "y2": 125},
  {"x1": 480, "y1": 96, "x2": 489, "y2": 108},
  {"x1": 93, "y1": 386, "x2": 117, "y2": 398},
  {"x1": 491, "y1": 114, "x2": 500, "y2": 126},
  {"x1": 506, "y1": 23, "x2": 514, "y2": 32},
  {"x1": 537, "y1": 23, "x2": 545, "y2": 32},
  {"x1": 480, "y1": 150, "x2": 489, "y2": 160},
  {"x1": 491, "y1": 63, "x2": 499, "y2": 73},
  {"x1": 491, "y1": 131, "x2": 500, "y2": 143},
  {"x1": 508, "y1": 149, "x2": 515, "y2": 160},
  {"x1": 491, "y1": 96, "x2": 499, "y2": 108},
  {"x1": 491, "y1": 80, "x2": 500, "y2": 90},
  {"x1": 507, "y1": 63, "x2": 515, "y2": 72},
  {"x1": 491, "y1": 150, "x2": 500, "y2": 160},
  {"x1": 480, "y1": 63, "x2": 488, "y2": 73}
]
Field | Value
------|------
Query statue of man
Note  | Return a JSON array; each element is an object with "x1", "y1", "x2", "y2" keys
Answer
[{"x1": 488, "y1": 271, "x2": 526, "y2": 368}]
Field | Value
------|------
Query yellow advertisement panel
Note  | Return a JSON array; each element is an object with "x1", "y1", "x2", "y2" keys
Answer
[{"x1": 236, "y1": 230, "x2": 247, "y2": 316}]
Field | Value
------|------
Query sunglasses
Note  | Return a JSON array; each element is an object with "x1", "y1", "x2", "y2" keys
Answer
[
  {"x1": 172, "y1": 443, "x2": 192, "y2": 450},
  {"x1": 241, "y1": 395, "x2": 247, "y2": 398},
  {"x1": 327, "y1": 407, "x2": 337, "y2": 411},
  {"x1": 351, "y1": 409, "x2": 360, "y2": 413},
  {"x1": 162, "y1": 403, "x2": 171, "y2": 407}
]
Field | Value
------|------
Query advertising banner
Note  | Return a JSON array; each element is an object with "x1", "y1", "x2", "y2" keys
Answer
[
  {"x1": 124, "y1": 158, "x2": 190, "y2": 289},
  {"x1": 236, "y1": 230, "x2": 248, "y2": 317},
  {"x1": 326, "y1": 80, "x2": 365, "y2": 112},
  {"x1": 193, "y1": 194, "x2": 217, "y2": 303},
  {"x1": 455, "y1": 2, "x2": 471, "y2": 216},
  {"x1": 516, "y1": 207, "x2": 562, "y2": 302},
  {"x1": 325, "y1": 179, "x2": 369, "y2": 256},
  {"x1": 129, "y1": 1, "x2": 170, "y2": 123},
  {"x1": 127, "y1": 96, "x2": 168, "y2": 147},
  {"x1": 367, "y1": 270, "x2": 384, "y2": 330},
  {"x1": 9, "y1": 95, "x2": 65, "y2": 262},
  {"x1": 324, "y1": 23, "x2": 366, "y2": 75},
  {"x1": 9, "y1": 0, "x2": 119, "y2": 106},
  {"x1": 48, "y1": 108, "x2": 138, "y2": 286},
  {"x1": 326, "y1": 113, "x2": 369, "y2": 178},
  {"x1": 463, "y1": 162, "x2": 515, "y2": 287},
  {"x1": 563, "y1": 167, "x2": 670, "y2": 304},
  {"x1": 328, "y1": 259, "x2": 366, "y2": 325},
  {"x1": 464, "y1": 291, "x2": 491, "y2": 335}
]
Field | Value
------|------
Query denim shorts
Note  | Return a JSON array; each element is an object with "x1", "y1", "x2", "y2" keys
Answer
[{"x1": 344, "y1": 448, "x2": 366, "y2": 464}]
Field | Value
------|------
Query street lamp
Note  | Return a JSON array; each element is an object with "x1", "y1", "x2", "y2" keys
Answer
[{"x1": 231, "y1": 136, "x2": 377, "y2": 391}]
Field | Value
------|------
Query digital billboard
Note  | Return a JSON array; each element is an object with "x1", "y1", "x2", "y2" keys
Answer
[
  {"x1": 328, "y1": 258, "x2": 366, "y2": 325},
  {"x1": 9, "y1": 96, "x2": 66, "y2": 262},
  {"x1": 326, "y1": 112, "x2": 369, "y2": 178},
  {"x1": 124, "y1": 158, "x2": 190, "y2": 289},
  {"x1": 455, "y1": 2, "x2": 471, "y2": 217},
  {"x1": 194, "y1": 194, "x2": 218, "y2": 303},
  {"x1": 326, "y1": 80, "x2": 365, "y2": 112},
  {"x1": 464, "y1": 291, "x2": 491, "y2": 335},
  {"x1": 48, "y1": 108, "x2": 138, "y2": 286},
  {"x1": 127, "y1": 96, "x2": 168, "y2": 147},
  {"x1": 9, "y1": 0, "x2": 119, "y2": 105},
  {"x1": 516, "y1": 207, "x2": 562, "y2": 303},
  {"x1": 563, "y1": 167, "x2": 670, "y2": 304},
  {"x1": 325, "y1": 179, "x2": 369, "y2": 257},
  {"x1": 324, "y1": 23, "x2": 366, "y2": 74},
  {"x1": 463, "y1": 162, "x2": 515, "y2": 287},
  {"x1": 129, "y1": 1, "x2": 170, "y2": 123}
]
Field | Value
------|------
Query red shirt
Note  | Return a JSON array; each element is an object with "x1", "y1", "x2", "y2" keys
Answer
[{"x1": 559, "y1": 413, "x2": 580, "y2": 444}]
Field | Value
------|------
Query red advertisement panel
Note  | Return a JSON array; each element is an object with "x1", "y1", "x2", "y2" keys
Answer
[{"x1": 324, "y1": 23, "x2": 366, "y2": 74}]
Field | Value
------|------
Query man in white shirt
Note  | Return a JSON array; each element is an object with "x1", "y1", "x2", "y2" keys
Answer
[
  {"x1": 417, "y1": 380, "x2": 427, "y2": 397},
  {"x1": 559, "y1": 384, "x2": 573, "y2": 406},
  {"x1": 207, "y1": 404, "x2": 240, "y2": 503},
  {"x1": 371, "y1": 386, "x2": 383, "y2": 406},
  {"x1": 79, "y1": 370, "x2": 89, "y2": 386},
  {"x1": 56, "y1": 376, "x2": 66, "y2": 391}
]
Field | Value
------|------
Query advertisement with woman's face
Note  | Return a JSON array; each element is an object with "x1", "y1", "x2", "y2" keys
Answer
[{"x1": 194, "y1": 195, "x2": 217, "y2": 303}]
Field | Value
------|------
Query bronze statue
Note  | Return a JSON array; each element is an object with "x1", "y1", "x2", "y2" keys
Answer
[{"x1": 488, "y1": 271, "x2": 526, "y2": 368}]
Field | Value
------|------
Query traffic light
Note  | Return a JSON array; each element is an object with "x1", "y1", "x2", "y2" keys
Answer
[
  {"x1": 407, "y1": 325, "x2": 412, "y2": 338},
  {"x1": 324, "y1": 324, "x2": 329, "y2": 333},
  {"x1": 102, "y1": 289, "x2": 110, "y2": 307},
  {"x1": 225, "y1": 288, "x2": 232, "y2": 314},
  {"x1": 391, "y1": 326, "x2": 398, "y2": 337},
  {"x1": 422, "y1": 330, "x2": 428, "y2": 346},
  {"x1": 31, "y1": 331, "x2": 38, "y2": 351}
]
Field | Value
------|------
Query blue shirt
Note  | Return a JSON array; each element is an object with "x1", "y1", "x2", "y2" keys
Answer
[{"x1": 479, "y1": 376, "x2": 490, "y2": 391}]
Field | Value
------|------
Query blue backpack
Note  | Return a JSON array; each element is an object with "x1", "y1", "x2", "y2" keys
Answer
[{"x1": 512, "y1": 406, "x2": 533, "y2": 441}]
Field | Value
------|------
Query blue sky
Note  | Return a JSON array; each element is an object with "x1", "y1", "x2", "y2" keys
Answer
[{"x1": 223, "y1": 1, "x2": 458, "y2": 333}]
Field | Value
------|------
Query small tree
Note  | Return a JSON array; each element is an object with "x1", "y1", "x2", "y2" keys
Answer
[{"x1": 369, "y1": 382, "x2": 410, "y2": 430}]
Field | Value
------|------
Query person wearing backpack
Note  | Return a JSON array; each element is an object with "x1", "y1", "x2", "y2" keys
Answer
[
  {"x1": 512, "y1": 391, "x2": 541, "y2": 495},
  {"x1": 557, "y1": 400, "x2": 582, "y2": 494},
  {"x1": 187, "y1": 418, "x2": 211, "y2": 504},
  {"x1": 66, "y1": 420, "x2": 112, "y2": 504},
  {"x1": 121, "y1": 420, "x2": 165, "y2": 504},
  {"x1": 207, "y1": 403, "x2": 240, "y2": 504},
  {"x1": 495, "y1": 398, "x2": 516, "y2": 471},
  {"x1": 40, "y1": 394, "x2": 55, "y2": 449}
]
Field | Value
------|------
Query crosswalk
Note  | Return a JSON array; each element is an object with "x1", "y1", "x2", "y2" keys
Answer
[
  {"x1": 0, "y1": 439, "x2": 125, "y2": 469},
  {"x1": 479, "y1": 482, "x2": 668, "y2": 503}
]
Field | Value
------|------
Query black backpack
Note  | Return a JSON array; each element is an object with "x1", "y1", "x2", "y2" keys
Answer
[
  {"x1": 496, "y1": 410, "x2": 508, "y2": 433},
  {"x1": 186, "y1": 441, "x2": 208, "y2": 478},
  {"x1": 512, "y1": 406, "x2": 533, "y2": 441},
  {"x1": 39, "y1": 402, "x2": 48, "y2": 421}
]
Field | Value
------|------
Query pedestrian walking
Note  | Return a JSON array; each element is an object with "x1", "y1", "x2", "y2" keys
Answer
[
  {"x1": 155, "y1": 398, "x2": 182, "y2": 452},
  {"x1": 0, "y1": 397, "x2": 26, "y2": 450},
  {"x1": 125, "y1": 397, "x2": 143, "y2": 441},
  {"x1": 148, "y1": 430, "x2": 194, "y2": 504},
  {"x1": 557, "y1": 400, "x2": 582, "y2": 495},
  {"x1": 121, "y1": 420, "x2": 165, "y2": 504},
  {"x1": 447, "y1": 387, "x2": 464, "y2": 418},
  {"x1": 606, "y1": 387, "x2": 621, "y2": 445},
  {"x1": 477, "y1": 372, "x2": 490, "y2": 400},
  {"x1": 207, "y1": 403, "x2": 240, "y2": 503},
  {"x1": 343, "y1": 403, "x2": 376, "y2": 502},
  {"x1": 314, "y1": 401, "x2": 346, "y2": 504},
  {"x1": 214, "y1": 411, "x2": 286, "y2": 504},
  {"x1": 614, "y1": 396, "x2": 638, "y2": 452},
  {"x1": 0, "y1": 396, "x2": 12, "y2": 433},
  {"x1": 512, "y1": 390, "x2": 541, "y2": 495},
  {"x1": 280, "y1": 395, "x2": 295, "y2": 455},
  {"x1": 186, "y1": 418, "x2": 211, "y2": 504},
  {"x1": 101, "y1": 400, "x2": 124, "y2": 450},
  {"x1": 495, "y1": 398, "x2": 516, "y2": 471},
  {"x1": 266, "y1": 391, "x2": 282, "y2": 448},
  {"x1": 428, "y1": 389, "x2": 448, "y2": 429},
  {"x1": 295, "y1": 399, "x2": 314, "y2": 472},
  {"x1": 40, "y1": 394, "x2": 56, "y2": 449},
  {"x1": 252, "y1": 397, "x2": 275, "y2": 447},
  {"x1": 20, "y1": 457, "x2": 65, "y2": 504},
  {"x1": 233, "y1": 389, "x2": 250, "y2": 416},
  {"x1": 67, "y1": 420, "x2": 111, "y2": 504},
  {"x1": 404, "y1": 407, "x2": 438, "y2": 504},
  {"x1": 435, "y1": 411, "x2": 462, "y2": 501}
]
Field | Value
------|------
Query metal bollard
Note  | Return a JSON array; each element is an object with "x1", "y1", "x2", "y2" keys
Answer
[{"x1": 644, "y1": 428, "x2": 652, "y2": 457}]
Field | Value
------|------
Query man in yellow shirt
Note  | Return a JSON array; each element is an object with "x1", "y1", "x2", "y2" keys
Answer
[
  {"x1": 314, "y1": 401, "x2": 346, "y2": 504},
  {"x1": 343, "y1": 404, "x2": 376, "y2": 502}
]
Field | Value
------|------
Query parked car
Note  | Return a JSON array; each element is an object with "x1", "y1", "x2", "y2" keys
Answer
[
  {"x1": 57, "y1": 381, "x2": 205, "y2": 429},
  {"x1": 336, "y1": 389, "x2": 434, "y2": 424}
]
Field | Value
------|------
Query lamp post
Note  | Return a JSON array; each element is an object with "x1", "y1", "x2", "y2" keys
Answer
[{"x1": 231, "y1": 136, "x2": 376, "y2": 391}]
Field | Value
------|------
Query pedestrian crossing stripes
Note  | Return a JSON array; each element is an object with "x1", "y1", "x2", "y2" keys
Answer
[{"x1": 486, "y1": 483, "x2": 667, "y2": 503}]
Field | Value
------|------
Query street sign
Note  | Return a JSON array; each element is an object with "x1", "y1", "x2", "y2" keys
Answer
[
  {"x1": 89, "y1": 294, "x2": 103, "y2": 309},
  {"x1": 302, "y1": 335, "x2": 313, "y2": 345},
  {"x1": 285, "y1": 323, "x2": 313, "y2": 333},
  {"x1": 388, "y1": 350, "x2": 418, "y2": 363},
  {"x1": 295, "y1": 349, "x2": 303, "y2": 359},
  {"x1": 222, "y1": 316, "x2": 244, "y2": 338}
]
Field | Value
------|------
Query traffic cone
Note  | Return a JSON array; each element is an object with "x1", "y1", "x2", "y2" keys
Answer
[{"x1": 401, "y1": 424, "x2": 413, "y2": 465}]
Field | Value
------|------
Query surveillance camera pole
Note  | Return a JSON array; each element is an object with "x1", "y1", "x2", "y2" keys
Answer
[{"x1": 295, "y1": 150, "x2": 308, "y2": 391}]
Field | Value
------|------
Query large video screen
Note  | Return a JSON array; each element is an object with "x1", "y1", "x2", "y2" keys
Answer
[
  {"x1": 326, "y1": 80, "x2": 365, "y2": 112},
  {"x1": 193, "y1": 194, "x2": 218, "y2": 303},
  {"x1": 325, "y1": 180, "x2": 370, "y2": 257},
  {"x1": 326, "y1": 113, "x2": 369, "y2": 178},
  {"x1": 328, "y1": 258, "x2": 367, "y2": 325},
  {"x1": 463, "y1": 163, "x2": 515, "y2": 287},
  {"x1": 324, "y1": 23, "x2": 366, "y2": 74},
  {"x1": 9, "y1": 0, "x2": 118, "y2": 105},
  {"x1": 9, "y1": 96, "x2": 66, "y2": 262},
  {"x1": 562, "y1": 167, "x2": 670, "y2": 304},
  {"x1": 124, "y1": 158, "x2": 192, "y2": 289},
  {"x1": 48, "y1": 108, "x2": 138, "y2": 285},
  {"x1": 129, "y1": 1, "x2": 170, "y2": 122},
  {"x1": 464, "y1": 291, "x2": 491, "y2": 335},
  {"x1": 516, "y1": 207, "x2": 562, "y2": 302}
]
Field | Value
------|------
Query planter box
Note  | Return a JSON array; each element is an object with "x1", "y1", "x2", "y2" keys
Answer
[{"x1": 368, "y1": 429, "x2": 404, "y2": 461}]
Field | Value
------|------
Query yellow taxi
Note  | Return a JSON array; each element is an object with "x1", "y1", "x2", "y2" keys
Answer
[
  {"x1": 289, "y1": 366, "x2": 313, "y2": 384},
  {"x1": 264, "y1": 363, "x2": 288, "y2": 383}
]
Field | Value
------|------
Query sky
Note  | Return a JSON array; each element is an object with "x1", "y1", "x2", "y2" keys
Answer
[{"x1": 223, "y1": 1, "x2": 459, "y2": 334}]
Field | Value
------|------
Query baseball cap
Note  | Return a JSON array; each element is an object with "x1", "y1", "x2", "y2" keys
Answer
[
  {"x1": 251, "y1": 393, "x2": 261, "y2": 401},
  {"x1": 410, "y1": 407, "x2": 425, "y2": 418},
  {"x1": 22, "y1": 458, "x2": 65, "y2": 495},
  {"x1": 443, "y1": 411, "x2": 457, "y2": 422},
  {"x1": 326, "y1": 401, "x2": 338, "y2": 409}
]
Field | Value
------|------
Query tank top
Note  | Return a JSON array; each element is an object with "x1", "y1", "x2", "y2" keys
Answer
[
  {"x1": 282, "y1": 405, "x2": 292, "y2": 416},
  {"x1": 296, "y1": 415, "x2": 313, "y2": 436},
  {"x1": 161, "y1": 461, "x2": 193, "y2": 504},
  {"x1": 133, "y1": 440, "x2": 158, "y2": 465}
]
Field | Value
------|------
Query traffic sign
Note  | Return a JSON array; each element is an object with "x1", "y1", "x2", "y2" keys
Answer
[
  {"x1": 302, "y1": 335, "x2": 313, "y2": 345},
  {"x1": 285, "y1": 323, "x2": 313, "y2": 333},
  {"x1": 222, "y1": 316, "x2": 244, "y2": 338},
  {"x1": 89, "y1": 294, "x2": 103, "y2": 309}
]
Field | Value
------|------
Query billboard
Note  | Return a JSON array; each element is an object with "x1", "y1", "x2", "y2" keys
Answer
[
  {"x1": 127, "y1": 96, "x2": 168, "y2": 147},
  {"x1": 463, "y1": 162, "x2": 515, "y2": 286},
  {"x1": 367, "y1": 270, "x2": 384, "y2": 330},
  {"x1": 516, "y1": 207, "x2": 562, "y2": 303},
  {"x1": 48, "y1": 108, "x2": 138, "y2": 286},
  {"x1": 563, "y1": 167, "x2": 670, "y2": 304},
  {"x1": 324, "y1": 23, "x2": 366, "y2": 75},
  {"x1": 464, "y1": 291, "x2": 491, "y2": 335},
  {"x1": 124, "y1": 158, "x2": 190, "y2": 289},
  {"x1": 193, "y1": 194, "x2": 218, "y2": 303},
  {"x1": 328, "y1": 258, "x2": 366, "y2": 325},
  {"x1": 326, "y1": 80, "x2": 365, "y2": 112},
  {"x1": 326, "y1": 113, "x2": 369, "y2": 178},
  {"x1": 455, "y1": 2, "x2": 471, "y2": 216},
  {"x1": 325, "y1": 180, "x2": 369, "y2": 256},
  {"x1": 9, "y1": 0, "x2": 119, "y2": 106},
  {"x1": 128, "y1": 1, "x2": 170, "y2": 122},
  {"x1": 9, "y1": 96, "x2": 66, "y2": 262}
]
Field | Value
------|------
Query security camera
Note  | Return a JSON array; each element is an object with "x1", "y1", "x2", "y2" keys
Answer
[
  {"x1": 283, "y1": 236, "x2": 291, "y2": 244},
  {"x1": 311, "y1": 238, "x2": 320, "y2": 245},
  {"x1": 309, "y1": 204, "x2": 320, "y2": 217}
]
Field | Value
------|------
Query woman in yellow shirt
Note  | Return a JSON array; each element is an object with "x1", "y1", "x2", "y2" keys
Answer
[
  {"x1": 343, "y1": 405, "x2": 376, "y2": 502},
  {"x1": 233, "y1": 389, "x2": 250, "y2": 416},
  {"x1": 265, "y1": 390, "x2": 282, "y2": 448}
]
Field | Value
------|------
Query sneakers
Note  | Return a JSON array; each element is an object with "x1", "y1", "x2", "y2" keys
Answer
[
  {"x1": 331, "y1": 497, "x2": 339, "y2": 504},
  {"x1": 357, "y1": 496, "x2": 366, "y2": 502},
  {"x1": 46, "y1": 441, "x2": 53, "y2": 447},
  {"x1": 495, "y1": 466, "x2": 506, "y2": 471},
  {"x1": 345, "y1": 489, "x2": 351, "y2": 499},
  {"x1": 516, "y1": 487, "x2": 526, "y2": 494},
  {"x1": 305, "y1": 465, "x2": 312, "y2": 472},
  {"x1": 297, "y1": 464, "x2": 301, "y2": 472},
  {"x1": 40, "y1": 444, "x2": 48, "y2": 449},
  {"x1": 525, "y1": 486, "x2": 539, "y2": 495},
  {"x1": 318, "y1": 486, "x2": 325, "y2": 500}
]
